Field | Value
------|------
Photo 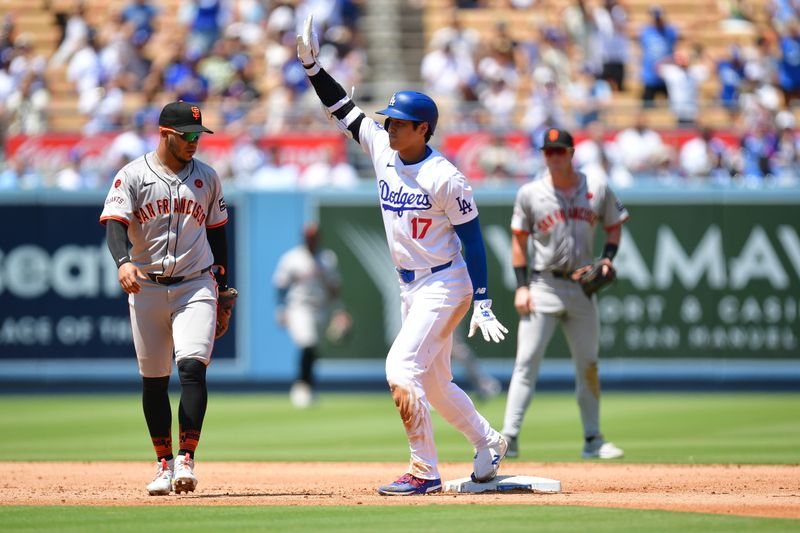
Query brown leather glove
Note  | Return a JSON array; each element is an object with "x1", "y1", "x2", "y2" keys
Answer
[
  {"x1": 577, "y1": 261, "x2": 616, "y2": 297},
  {"x1": 215, "y1": 287, "x2": 239, "y2": 339}
]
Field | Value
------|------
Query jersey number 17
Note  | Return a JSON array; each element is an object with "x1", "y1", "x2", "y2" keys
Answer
[{"x1": 411, "y1": 217, "x2": 432, "y2": 239}]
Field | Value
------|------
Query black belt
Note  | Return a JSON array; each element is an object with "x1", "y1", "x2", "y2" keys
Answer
[
  {"x1": 397, "y1": 261, "x2": 452, "y2": 283},
  {"x1": 533, "y1": 269, "x2": 573, "y2": 279},
  {"x1": 148, "y1": 266, "x2": 212, "y2": 286}
]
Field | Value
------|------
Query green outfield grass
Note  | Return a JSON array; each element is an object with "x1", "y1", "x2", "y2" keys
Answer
[
  {"x1": 1, "y1": 392, "x2": 798, "y2": 532},
  {"x1": 0, "y1": 505, "x2": 797, "y2": 533},
  {"x1": 0, "y1": 392, "x2": 797, "y2": 463}
]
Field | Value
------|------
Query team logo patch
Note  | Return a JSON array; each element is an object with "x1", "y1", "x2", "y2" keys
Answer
[
  {"x1": 219, "y1": 198, "x2": 227, "y2": 211},
  {"x1": 191, "y1": 106, "x2": 201, "y2": 120},
  {"x1": 586, "y1": 192, "x2": 593, "y2": 199},
  {"x1": 195, "y1": 179, "x2": 203, "y2": 188},
  {"x1": 114, "y1": 179, "x2": 121, "y2": 188},
  {"x1": 548, "y1": 129, "x2": 559, "y2": 141}
]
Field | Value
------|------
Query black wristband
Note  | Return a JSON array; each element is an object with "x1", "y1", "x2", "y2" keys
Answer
[
  {"x1": 602, "y1": 243, "x2": 618, "y2": 261},
  {"x1": 514, "y1": 266, "x2": 529, "y2": 288},
  {"x1": 117, "y1": 256, "x2": 131, "y2": 267}
]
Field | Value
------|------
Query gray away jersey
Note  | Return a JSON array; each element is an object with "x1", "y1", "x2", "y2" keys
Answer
[
  {"x1": 99, "y1": 151, "x2": 228, "y2": 277},
  {"x1": 511, "y1": 170, "x2": 629, "y2": 272}
]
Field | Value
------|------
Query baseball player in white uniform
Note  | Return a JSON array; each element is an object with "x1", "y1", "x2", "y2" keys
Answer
[
  {"x1": 502, "y1": 128, "x2": 629, "y2": 460},
  {"x1": 298, "y1": 15, "x2": 509, "y2": 496},
  {"x1": 273, "y1": 223, "x2": 350, "y2": 408},
  {"x1": 100, "y1": 101, "x2": 231, "y2": 495}
]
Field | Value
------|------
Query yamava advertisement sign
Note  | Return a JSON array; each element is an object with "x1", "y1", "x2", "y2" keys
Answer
[{"x1": 318, "y1": 195, "x2": 799, "y2": 360}]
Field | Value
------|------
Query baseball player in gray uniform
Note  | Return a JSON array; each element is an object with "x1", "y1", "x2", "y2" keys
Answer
[
  {"x1": 100, "y1": 101, "x2": 232, "y2": 495},
  {"x1": 273, "y1": 223, "x2": 350, "y2": 408},
  {"x1": 298, "y1": 15, "x2": 509, "y2": 495},
  {"x1": 502, "y1": 128, "x2": 629, "y2": 460}
]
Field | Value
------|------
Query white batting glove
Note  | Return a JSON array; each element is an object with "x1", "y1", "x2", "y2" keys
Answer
[
  {"x1": 296, "y1": 14, "x2": 319, "y2": 66},
  {"x1": 468, "y1": 299, "x2": 508, "y2": 343}
]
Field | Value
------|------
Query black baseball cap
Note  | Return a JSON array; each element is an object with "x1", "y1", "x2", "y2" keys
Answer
[
  {"x1": 158, "y1": 101, "x2": 214, "y2": 134},
  {"x1": 541, "y1": 128, "x2": 574, "y2": 149}
]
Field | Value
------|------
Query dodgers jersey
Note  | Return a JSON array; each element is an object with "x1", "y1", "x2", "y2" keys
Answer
[
  {"x1": 511, "y1": 169, "x2": 629, "y2": 272},
  {"x1": 357, "y1": 119, "x2": 478, "y2": 270},
  {"x1": 99, "y1": 152, "x2": 228, "y2": 277}
]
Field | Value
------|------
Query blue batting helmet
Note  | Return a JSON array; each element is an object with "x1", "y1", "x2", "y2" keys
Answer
[{"x1": 376, "y1": 91, "x2": 439, "y2": 135}]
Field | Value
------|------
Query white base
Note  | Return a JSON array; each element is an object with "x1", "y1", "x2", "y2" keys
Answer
[{"x1": 444, "y1": 475, "x2": 561, "y2": 494}]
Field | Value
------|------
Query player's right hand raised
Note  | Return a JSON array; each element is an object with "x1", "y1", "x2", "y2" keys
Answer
[
  {"x1": 118, "y1": 262, "x2": 147, "y2": 294},
  {"x1": 296, "y1": 14, "x2": 319, "y2": 66}
]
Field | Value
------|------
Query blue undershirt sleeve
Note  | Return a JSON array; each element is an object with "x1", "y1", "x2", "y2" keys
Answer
[{"x1": 454, "y1": 216, "x2": 489, "y2": 301}]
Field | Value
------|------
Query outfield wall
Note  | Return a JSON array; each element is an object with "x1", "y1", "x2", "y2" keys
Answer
[{"x1": 0, "y1": 186, "x2": 798, "y2": 390}]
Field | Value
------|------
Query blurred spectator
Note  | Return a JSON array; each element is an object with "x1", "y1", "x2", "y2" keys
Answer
[
  {"x1": 421, "y1": 38, "x2": 477, "y2": 115},
  {"x1": 6, "y1": 71, "x2": 49, "y2": 135},
  {"x1": 657, "y1": 48, "x2": 710, "y2": 127},
  {"x1": 718, "y1": 0, "x2": 755, "y2": 33},
  {"x1": 566, "y1": 66, "x2": 612, "y2": 128},
  {"x1": 769, "y1": 0, "x2": 800, "y2": 33},
  {"x1": 639, "y1": 6, "x2": 679, "y2": 107},
  {"x1": 521, "y1": 66, "x2": 567, "y2": 132},
  {"x1": 773, "y1": 109, "x2": 800, "y2": 185},
  {"x1": 429, "y1": 9, "x2": 480, "y2": 60},
  {"x1": 299, "y1": 147, "x2": 359, "y2": 188},
  {"x1": 163, "y1": 52, "x2": 210, "y2": 103},
  {"x1": 593, "y1": 0, "x2": 630, "y2": 91},
  {"x1": 575, "y1": 121, "x2": 633, "y2": 188},
  {"x1": 476, "y1": 131, "x2": 518, "y2": 182},
  {"x1": 50, "y1": 1, "x2": 89, "y2": 67},
  {"x1": 777, "y1": 20, "x2": 800, "y2": 107},
  {"x1": 67, "y1": 27, "x2": 103, "y2": 115},
  {"x1": 107, "y1": 111, "x2": 157, "y2": 176},
  {"x1": 52, "y1": 149, "x2": 86, "y2": 190},
  {"x1": 679, "y1": 126, "x2": 734, "y2": 180},
  {"x1": 82, "y1": 75, "x2": 125, "y2": 135},
  {"x1": 477, "y1": 77, "x2": 516, "y2": 130},
  {"x1": 562, "y1": 0, "x2": 594, "y2": 63},
  {"x1": 0, "y1": 157, "x2": 40, "y2": 189},
  {"x1": 738, "y1": 122, "x2": 779, "y2": 182},
  {"x1": 744, "y1": 34, "x2": 779, "y2": 86},
  {"x1": 180, "y1": 0, "x2": 230, "y2": 59},
  {"x1": 248, "y1": 144, "x2": 301, "y2": 188},
  {"x1": 614, "y1": 112, "x2": 668, "y2": 174},
  {"x1": 717, "y1": 45, "x2": 746, "y2": 117},
  {"x1": 121, "y1": 0, "x2": 158, "y2": 47}
]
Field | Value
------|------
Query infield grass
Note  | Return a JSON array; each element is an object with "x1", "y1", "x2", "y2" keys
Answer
[
  {"x1": 0, "y1": 392, "x2": 797, "y2": 464},
  {"x1": 0, "y1": 505, "x2": 797, "y2": 532}
]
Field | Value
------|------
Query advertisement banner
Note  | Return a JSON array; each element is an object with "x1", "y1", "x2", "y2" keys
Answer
[
  {"x1": 0, "y1": 204, "x2": 237, "y2": 361},
  {"x1": 318, "y1": 197, "x2": 799, "y2": 360}
]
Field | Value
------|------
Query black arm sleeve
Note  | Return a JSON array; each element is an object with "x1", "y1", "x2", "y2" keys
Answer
[
  {"x1": 207, "y1": 225, "x2": 229, "y2": 287},
  {"x1": 106, "y1": 219, "x2": 130, "y2": 268},
  {"x1": 307, "y1": 66, "x2": 366, "y2": 141}
]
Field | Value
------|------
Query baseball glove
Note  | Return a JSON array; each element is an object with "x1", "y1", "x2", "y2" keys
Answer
[
  {"x1": 215, "y1": 287, "x2": 239, "y2": 339},
  {"x1": 577, "y1": 261, "x2": 616, "y2": 297}
]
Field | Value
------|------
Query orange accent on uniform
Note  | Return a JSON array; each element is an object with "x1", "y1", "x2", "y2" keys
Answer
[
  {"x1": 511, "y1": 228, "x2": 530, "y2": 236},
  {"x1": 99, "y1": 215, "x2": 130, "y2": 226},
  {"x1": 206, "y1": 219, "x2": 228, "y2": 229},
  {"x1": 603, "y1": 215, "x2": 630, "y2": 231},
  {"x1": 179, "y1": 429, "x2": 201, "y2": 453},
  {"x1": 151, "y1": 435, "x2": 173, "y2": 459}
]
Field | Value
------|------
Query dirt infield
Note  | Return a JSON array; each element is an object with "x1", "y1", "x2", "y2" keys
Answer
[{"x1": 1, "y1": 462, "x2": 798, "y2": 518}]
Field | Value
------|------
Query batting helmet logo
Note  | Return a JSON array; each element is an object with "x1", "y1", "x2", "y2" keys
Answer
[
  {"x1": 194, "y1": 179, "x2": 203, "y2": 188},
  {"x1": 191, "y1": 106, "x2": 201, "y2": 120},
  {"x1": 376, "y1": 91, "x2": 439, "y2": 135}
]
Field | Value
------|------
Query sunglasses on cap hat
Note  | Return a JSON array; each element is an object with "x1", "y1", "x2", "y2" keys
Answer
[
  {"x1": 543, "y1": 146, "x2": 568, "y2": 156},
  {"x1": 159, "y1": 127, "x2": 202, "y2": 142}
]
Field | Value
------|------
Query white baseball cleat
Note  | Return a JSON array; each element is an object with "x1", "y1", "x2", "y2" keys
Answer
[
  {"x1": 146, "y1": 458, "x2": 173, "y2": 496},
  {"x1": 173, "y1": 454, "x2": 198, "y2": 494},
  {"x1": 582, "y1": 437, "x2": 624, "y2": 459},
  {"x1": 471, "y1": 434, "x2": 508, "y2": 482},
  {"x1": 290, "y1": 380, "x2": 314, "y2": 409}
]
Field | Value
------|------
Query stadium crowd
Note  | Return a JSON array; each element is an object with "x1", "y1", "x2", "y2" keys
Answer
[{"x1": 1, "y1": 0, "x2": 800, "y2": 189}]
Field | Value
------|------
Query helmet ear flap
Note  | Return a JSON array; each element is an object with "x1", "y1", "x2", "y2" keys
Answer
[{"x1": 383, "y1": 118, "x2": 391, "y2": 130}]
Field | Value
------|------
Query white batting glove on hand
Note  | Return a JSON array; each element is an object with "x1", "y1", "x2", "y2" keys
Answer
[
  {"x1": 296, "y1": 14, "x2": 319, "y2": 66},
  {"x1": 468, "y1": 299, "x2": 508, "y2": 343}
]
